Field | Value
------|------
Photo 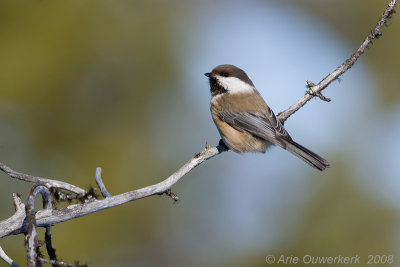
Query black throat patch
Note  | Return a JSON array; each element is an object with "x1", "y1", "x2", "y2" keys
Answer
[{"x1": 209, "y1": 77, "x2": 227, "y2": 97}]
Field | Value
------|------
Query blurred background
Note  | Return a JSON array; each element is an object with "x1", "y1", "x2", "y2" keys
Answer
[{"x1": 0, "y1": 0, "x2": 399, "y2": 266}]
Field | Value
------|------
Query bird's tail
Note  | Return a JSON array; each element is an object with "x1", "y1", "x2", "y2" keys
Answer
[{"x1": 284, "y1": 140, "x2": 330, "y2": 171}]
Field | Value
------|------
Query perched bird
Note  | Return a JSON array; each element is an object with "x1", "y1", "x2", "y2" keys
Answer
[{"x1": 205, "y1": 64, "x2": 330, "y2": 171}]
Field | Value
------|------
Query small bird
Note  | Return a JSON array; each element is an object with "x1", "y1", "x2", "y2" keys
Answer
[{"x1": 205, "y1": 64, "x2": 330, "y2": 171}]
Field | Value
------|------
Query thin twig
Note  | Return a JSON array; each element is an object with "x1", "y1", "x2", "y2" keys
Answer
[
  {"x1": 164, "y1": 189, "x2": 179, "y2": 202},
  {"x1": 95, "y1": 167, "x2": 111, "y2": 198},
  {"x1": 277, "y1": 0, "x2": 397, "y2": 123},
  {"x1": 27, "y1": 185, "x2": 52, "y2": 211},
  {"x1": 0, "y1": 163, "x2": 86, "y2": 195},
  {"x1": 306, "y1": 80, "x2": 331, "y2": 102},
  {"x1": 45, "y1": 227, "x2": 57, "y2": 265},
  {"x1": 12, "y1": 193, "x2": 25, "y2": 212},
  {"x1": 38, "y1": 258, "x2": 87, "y2": 267},
  {"x1": 25, "y1": 185, "x2": 53, "y2": 267},
  {"x1": 0, "y1": 246, "x2": 20, "y2": 267}
]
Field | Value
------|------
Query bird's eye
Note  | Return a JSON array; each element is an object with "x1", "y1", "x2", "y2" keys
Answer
[{"x1": 222, "y1": 72, "x2": 229, "y2": 77}]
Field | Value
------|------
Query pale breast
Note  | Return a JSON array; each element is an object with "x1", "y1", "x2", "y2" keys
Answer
[{"x1": 211, "y1": 93, "x2": 270, "y2": 153}]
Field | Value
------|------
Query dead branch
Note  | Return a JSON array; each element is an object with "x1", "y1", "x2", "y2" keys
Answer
[{"x1": 277, "y1": 0, "x2": 397, "y2": 123}]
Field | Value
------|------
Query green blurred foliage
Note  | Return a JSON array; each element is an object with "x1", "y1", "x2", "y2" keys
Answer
[
  {"x1": 0, "y1": 0, "x2": 180, "y2": 265},
  {"x1": 0, "y1": 0, "x2": 177, "y2": 185}
]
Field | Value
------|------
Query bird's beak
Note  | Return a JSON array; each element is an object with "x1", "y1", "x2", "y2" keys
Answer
[{"x1": 204, "y1": 72, "x2": 212, "y2": 78}]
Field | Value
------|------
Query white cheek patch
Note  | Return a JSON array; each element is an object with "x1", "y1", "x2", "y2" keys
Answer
[{"x1": 216, "y1": 75, "x2": 255, "y2": 94}]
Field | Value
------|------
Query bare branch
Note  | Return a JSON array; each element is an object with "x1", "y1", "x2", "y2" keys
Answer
[
  {"x1": 26, "y1": 185, "x2": 53, "y2": 267},
  {"x1": 277, "y1": 0, "x2": 397, "y2": 123},
  {"x1": 0, "y1": 246, "x2": 20, "y2": 267},
  {"x1": 95, "y1": 167, "x2": 111, "y2": 198},
  {"x1": 25, "y1": 207, "x2": 38, "y2": 267},
  {"x1": 0, "y1": 163, "x2": 86, "y2": 195},
  {"x1": 0, "y1": 194, "x2": 26, "y2": 238},
  {"x1": 0, "y1": 144, "x2": 228, "y2": 238}
]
